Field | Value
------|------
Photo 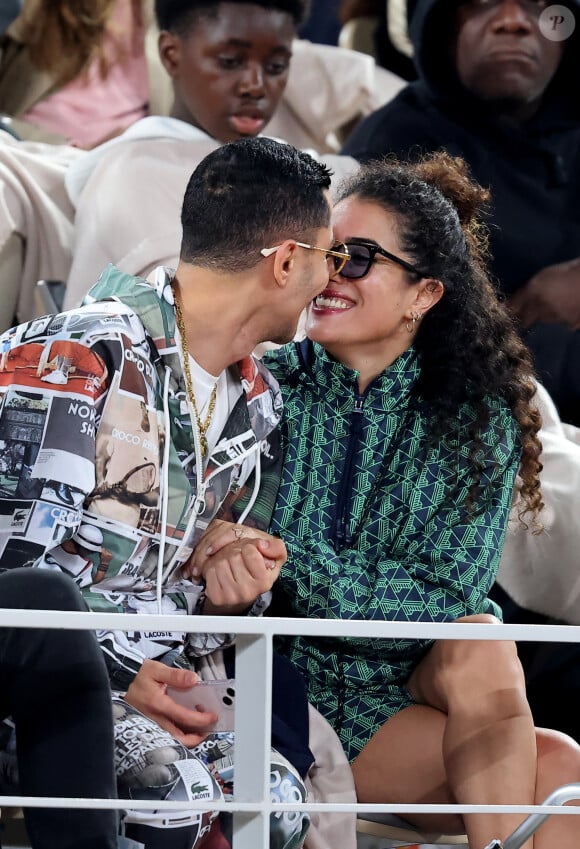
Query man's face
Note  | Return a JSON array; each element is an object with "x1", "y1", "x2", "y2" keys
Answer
[
  {"x1": 165, "y1": 3, "x2": 294, "y2": 142},
  {"x1": 267, "y1": 204, "x2": 336, "y2": 346},
  {"x1": 453, "y1": 0, "x2": 564, "y2": 108}
]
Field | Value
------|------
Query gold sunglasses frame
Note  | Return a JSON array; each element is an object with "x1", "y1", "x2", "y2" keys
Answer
[{"x1": 260, "y1": 241, "x2": 350, "y2": 275}]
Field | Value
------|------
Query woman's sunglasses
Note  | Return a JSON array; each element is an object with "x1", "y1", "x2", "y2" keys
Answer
[{"x1": 332, "y1": 241, "x2": 425, "y2": 280}]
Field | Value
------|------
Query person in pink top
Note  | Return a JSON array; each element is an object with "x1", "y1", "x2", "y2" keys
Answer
[{"x1": 0, "y1": 0, "x2": 149, "y2": 148}]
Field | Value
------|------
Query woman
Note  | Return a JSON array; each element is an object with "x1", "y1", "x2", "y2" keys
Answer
[{"x1": 192, "y1": 152, "x2": 580, "y2": 848}]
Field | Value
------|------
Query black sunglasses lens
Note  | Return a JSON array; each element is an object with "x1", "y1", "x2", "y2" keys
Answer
[{"x1": 341, "y1": 244, "x2": 372, "y2": 279}]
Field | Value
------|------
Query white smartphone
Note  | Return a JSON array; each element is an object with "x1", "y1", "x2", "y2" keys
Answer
[{"x1": 167, "y1": 679, "x2": 236, "y2": 732}]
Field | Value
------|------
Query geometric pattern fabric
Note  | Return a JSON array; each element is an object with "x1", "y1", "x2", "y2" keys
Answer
[{"x1": 266, "y1": 342, "x2": 520, "y2": 760}]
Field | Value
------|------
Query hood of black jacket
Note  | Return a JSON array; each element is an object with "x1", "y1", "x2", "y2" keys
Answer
[{"x1": 408, "y1": 0, "x2": 580, "y2": 129}]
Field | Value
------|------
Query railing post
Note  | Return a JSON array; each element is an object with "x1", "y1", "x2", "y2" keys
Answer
[
  {"x1": 503, "y1": 783, "x2": 580, "y2": 849},
  {"x1": 231, "y1": 632, "x2": 273, "y2": 849}
]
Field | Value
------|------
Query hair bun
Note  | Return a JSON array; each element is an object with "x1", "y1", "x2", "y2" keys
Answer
[{"x1": 412, "y1": 152, "x2": 490, "y2": 230}]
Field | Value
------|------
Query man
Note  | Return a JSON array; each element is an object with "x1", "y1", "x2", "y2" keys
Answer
[
  {"x1": 0, "y1": 569, "x2": 118, "y2": 849},
  {"x1": 342, "y1": 0, "x2": 580, "y2": 425},
  {"x1": 0, "y1": 137, "x2": 345, "y2": 848}
]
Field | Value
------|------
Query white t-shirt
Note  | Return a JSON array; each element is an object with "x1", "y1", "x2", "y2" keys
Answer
[{"x1": 187, "y1": 354, "x2": 242, "y2": 460}]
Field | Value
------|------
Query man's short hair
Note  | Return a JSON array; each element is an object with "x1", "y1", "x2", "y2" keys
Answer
[
  {"x1": 180, "y1": 137, "x2": 332, "y2": 273},
  {"x1": 155, "y1": 0, "x2": 310, "y2": 33}
]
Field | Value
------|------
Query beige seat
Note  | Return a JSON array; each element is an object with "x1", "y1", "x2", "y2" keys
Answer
[
  {"x1": 338, "y1": 16, "x2": 381, "y2": 60},
  {"x1": 357, "y1": 813, "x2": 468, "y2": 847},
  {"x1": 0, "y1": 232, "x2": 23, "y2": 332}
]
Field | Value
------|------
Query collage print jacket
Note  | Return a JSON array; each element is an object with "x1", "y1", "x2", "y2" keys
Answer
[{"x1": 0, "y1": 265, "x2": 282, "y2": 688}]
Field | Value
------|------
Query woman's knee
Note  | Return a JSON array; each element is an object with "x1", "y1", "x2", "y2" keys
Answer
[
  {"x1": 536, "y1": 728, "x2": 580, "y2": 790},
  {"x1": 441, "y1": 616, "x2": 526, "y2": 697},
  {"x1": 410, "y1": 615, "x2": 530, "y2": 719}
]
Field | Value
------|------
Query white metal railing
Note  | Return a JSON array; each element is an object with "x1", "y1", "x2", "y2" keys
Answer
[{"x1": 1, "y1": 610, "x2": 580, "y2": 848}]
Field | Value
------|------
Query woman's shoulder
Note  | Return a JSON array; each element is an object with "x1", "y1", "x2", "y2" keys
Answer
[
  {"x1": 262, "y1": 342, "x2": 303, "y2": 385},
  {"x1": 450, "y1": 392, "x2": 520, "y2": 453}
]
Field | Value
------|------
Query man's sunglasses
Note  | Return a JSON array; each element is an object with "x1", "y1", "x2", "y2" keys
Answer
[
  {"x1": 261, "y1": 241, "x2": 351, "y2": 275},
  {"x1": 335, "y1": 241, "x2": 425, "y2": 280}
]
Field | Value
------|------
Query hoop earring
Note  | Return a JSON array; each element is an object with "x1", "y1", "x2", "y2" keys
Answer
[{"x1": 405, "y1": 311, "x2": 423, "y2": 333}]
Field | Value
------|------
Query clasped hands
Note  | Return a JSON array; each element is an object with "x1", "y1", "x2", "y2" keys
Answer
[
  {"x1": 184, "y1": 518, "x2": 287, "y2": 613},
  {"x1": 124, "y1": 521, "x2": 287, "y2": 745}
]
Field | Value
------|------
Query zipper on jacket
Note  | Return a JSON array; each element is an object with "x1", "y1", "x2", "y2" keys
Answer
[{"x1": 332, "y1": 393, "x2": 364, "y2": 551}]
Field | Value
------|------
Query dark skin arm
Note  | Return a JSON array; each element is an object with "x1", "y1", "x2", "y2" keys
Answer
[{"x1": 509, "y1": 258, "x2": 580, "y2": 330}]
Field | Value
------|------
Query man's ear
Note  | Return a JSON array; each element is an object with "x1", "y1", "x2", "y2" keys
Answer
[
  {"x1": 158, "y1": 30, "x2": 182, "y2": 79},
  {"x1": 413, "y1": 278, "x2": 444, "y2": 314},
  {"x1": 271, "y1": 241, "x2": 296, "y2": 290}
]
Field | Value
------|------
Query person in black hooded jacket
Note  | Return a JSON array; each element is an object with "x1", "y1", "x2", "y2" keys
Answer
[{"x1": 342, "y1": 0, "x2": 580, "y2": 427}]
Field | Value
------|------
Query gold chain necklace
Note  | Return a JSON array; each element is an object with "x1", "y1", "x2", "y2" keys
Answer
[{"x1": 172, "y1": 284, "x2": 218, "y2": 457}]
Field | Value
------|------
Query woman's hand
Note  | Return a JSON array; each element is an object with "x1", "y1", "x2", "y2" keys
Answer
[{"x1": 184, "y1": 519, "x2": 287, "y2": 579}]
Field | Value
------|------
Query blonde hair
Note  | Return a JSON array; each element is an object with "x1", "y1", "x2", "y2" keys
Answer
[{"x1": 20, "y1": 0, "x2": 117, "y2": 85}]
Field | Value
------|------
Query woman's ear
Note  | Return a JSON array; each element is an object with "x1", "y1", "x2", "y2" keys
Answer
[
  {"x1": 414, "y1": 278, "x2": 444, "y2": 314},
  {"x1": 158, "y1": 30, "x2": 181, "y2": 79}
]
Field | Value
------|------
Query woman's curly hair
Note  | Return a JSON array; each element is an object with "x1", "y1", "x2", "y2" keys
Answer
[
  {"x1": 20, "y1": 0, "x2": 117, "y2": 86},
  {"x1": 335, "y1": 152, "x2": 543, "y2": 523}
]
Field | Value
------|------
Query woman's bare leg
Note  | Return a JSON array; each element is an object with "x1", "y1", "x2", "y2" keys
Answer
[
  {"x1": 532, "y1": 728, "x2": 580, "y2": 849},
  {"x1": 354, "y1": 614, "x2": 550, "y2": 848},
  {"x1": 405, "y1": 614, "x2": 537, "y2": 847},
  {"x1": 352, "y1": 701, "x2": 465, "y2": 836}
]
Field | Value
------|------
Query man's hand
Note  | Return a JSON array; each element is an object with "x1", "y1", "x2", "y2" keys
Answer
[
  {"x1": 124, "y1": 658, "x2": 218, "y2": 747},
  {"x1": 200, "y1": 537, "x2": 284, "y2": 614},
  {"x1": 509, "y1": 258, "x2": 580, "y2": 329}
]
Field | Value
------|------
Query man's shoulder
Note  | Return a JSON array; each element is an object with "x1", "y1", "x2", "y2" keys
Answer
[{"x1": 342, "y1": 83, "x2": 442, "y2": 159}]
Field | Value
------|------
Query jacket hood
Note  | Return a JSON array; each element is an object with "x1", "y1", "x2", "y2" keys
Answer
[
  {"x1": 65, "y1": 117, "x2": 214, "y2": 207},
  {"x1": 408, "y1": 0, "x2": 580, "y2": 123},
  {"x1": 85, "y1": 264, "x2": 283, "y2": 442},
  {"x1": 86, "y1": 263, "x2": 176, "y2": 353}
]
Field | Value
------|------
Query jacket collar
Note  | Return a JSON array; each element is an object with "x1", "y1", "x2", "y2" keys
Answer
[
  {"x1": 297, "y1": 339, "x2": 421, "y2": 412},
  {"x1": 86, "y1": 264, "x2": 282, "y2": 442}
]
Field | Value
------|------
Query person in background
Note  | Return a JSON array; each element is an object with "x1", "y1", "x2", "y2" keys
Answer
[
  {"x1": 0, "y1": 0, "x2": 149, "y2": 148},
  {"x1": 63, "y1": 0, "x2": 361, "y2": 310},
  {"x1": 191, "y1": 152, "x2": 580, "y2": 849},
  {"x1": 0, "y1": 568, "x2": 118, "y2": 849},
  {"x1": 342, "y1": 0, "x2": 580, "y2": 427}
]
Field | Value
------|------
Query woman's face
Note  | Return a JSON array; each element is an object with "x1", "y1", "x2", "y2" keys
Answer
[{"x1": 306, "y1": 196, "x2": 427, "y2": 370}]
